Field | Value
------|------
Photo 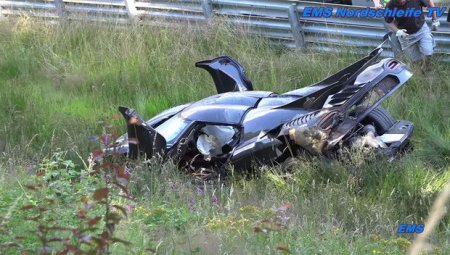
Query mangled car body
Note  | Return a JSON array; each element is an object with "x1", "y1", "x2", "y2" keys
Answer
[{"x1": 110, "y1": 44, "x2": 414, "y2": 173}]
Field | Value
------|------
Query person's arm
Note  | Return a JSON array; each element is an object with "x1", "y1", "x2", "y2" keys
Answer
[
  {"x1": 384, "y1": 11, "x2": 400, "y2": 33},
  {"x1": 428, "y1": 0, "x2": 437, "y2": 20},
  {"x1": 373, "y1": 0, "x2": 383, "y2": 9},
  {"x1": 427, "y1": 0, "x2": 440, "y2": 30},
  {"x1": 385, "y1": 21, "x2": 400, "y2": 33},
  {"x1": 383, "y1": 2, "x2": 408, "y2": 37},
  {"x1": 385, "y1": 15, "x2": 409, "y2": 38}
]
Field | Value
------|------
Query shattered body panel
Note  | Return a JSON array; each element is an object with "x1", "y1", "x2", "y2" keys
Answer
[{"x1": 110, "y1": 47, "x2": 415, "y2": 173}]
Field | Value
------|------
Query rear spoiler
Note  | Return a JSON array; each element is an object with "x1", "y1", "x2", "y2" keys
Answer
[
  {"x1": 280, "y1": 48, "x2": 383, "y2": 109},
  {"x1": 195, "y1": 56, "x2": 254, "y2": 94}
]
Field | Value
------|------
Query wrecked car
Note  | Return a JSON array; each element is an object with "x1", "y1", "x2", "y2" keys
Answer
[{"x1": 110, "y1": 40, "x2": 414, "y2": 175}]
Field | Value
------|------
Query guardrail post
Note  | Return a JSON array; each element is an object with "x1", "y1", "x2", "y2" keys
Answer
[
  {"x1": 201, "y1": 0, "x2": 213, "y2": 19},
  {"x1": 54, "y1": 0, "x2": 65, "y2": 19},
  {"x1": 288, "y1": 4, "x2": 305, "y2": 49},
  {"x1": 124, "y1": 0, "x2": 138, "y2": 21}
]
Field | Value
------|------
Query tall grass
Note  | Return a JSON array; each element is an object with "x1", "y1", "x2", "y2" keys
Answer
[{"x1": 0, "y1": 18, "x2": 449, "y2": 254}]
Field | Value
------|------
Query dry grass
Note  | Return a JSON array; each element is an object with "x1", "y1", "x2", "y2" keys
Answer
[
  {"x1": 0, "y1": 17, "x2": 448, "y2": 254},
  {"x1": 410, "y1": 180, "x2": 450, "y2": 255}
]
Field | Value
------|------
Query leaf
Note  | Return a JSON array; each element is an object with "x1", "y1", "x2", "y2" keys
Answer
[
  {"x1": 47, "y1": 238, "x2": 63, "y2": 243},
  {"x1": 112, "y1": 114, "x2": 121, "y2": 120},
  {"x1": 101, "y1": 134, "x2": 109, "y2": 145},
  {"x1": 106, "y1": 222, "x2": 115, "y2": 234},
  {"x1": 100, "y1": 230, "x2": 110, "y2": 239},
  {"x1": 118, "y1": 194, "x2": 135, "y2": 201},
  {"x1": 62, "y1": 244, "x2": 82, "y2": 253},
  {"x1": 145, "y1": 248, "x2": 156, "y2": 253},
  {"x1": 93, "y1": 188, "x2": 109, "y2": 201},
  {"x1": 38, "y1": 225, "x2": 48, "y2": 232},
  {"x1": 91, "y1": 237, "x2": 107, "y2": 250},
  {"x1": 111, "y1": 151, "x2": 122, "y2": 157},
  {"x1": 92, "y1": 149, "x2": 103, "y2": 158},
  {"x1": 26, "y1": 215, "x2": 41, "y2": 221},
  {"x1": 111, "y1": 238, "x2": 132, "y2": 246},
  {"x1": 100, "y1": 162, "x2": 116, "y2": 171},
  {"x1": 254, "y1": 227, "x2": 263, "y2": 233},
  {"x1": 85, "y1": 202, "x2": 96, "y2": 210},
  {"x1": 24, "y1": 185, "x2": 38, "y2": 190},
  {"x1": 113, "y1": 182, "x2": 130, "y2": 196},
  {"x1": 80, "y1": 234, "x2": 93, "y2": 245},
  {"x1": 45, "y1": 198, "x2": 56, "y2": 204},
  {"x1": 21, "y1": 204, "x2": 35, "y2": 210},
  {"x1": 78, "y1": 210, "x2": 87, "y2": 219},
  {"x1": 275, "y1": 203, "x2": 293, "y2": 212},
  {"x1": 87, "y1": 217, "x2": 102, "y2": 226},
  {"x1": 46, "y1": 226, "x2": 72, "y2": 231},
  {"x1": 116, "y1": 177, "x2": 129, "y2": 187},
  {"x1": 56, "y1": 250, "x2": 68, "y2": 255},
  {"x1": 77, "y1": 227, "x2": 98, "y2": 234},
  {"x1": 112, "y1": 205, "x2": 128, "y2": 217},
  {"x1": 0, "y1": 242, "x2": 21, "y2": 248},
  {"x1": 261, "y1": 220, "x2": 282, "y2": 231},
  {"x1": 106, "y1": 212, "x2": 122, "y2": 224},
  {"x1": 276, "y1": 243, "x2": 291, "y2": 253},
  {"x1": 81, "y1": 196, "x2": 89, "y2": 203},
  {"x1": 116, "y1": 166, "x2": 131, "y2": 185}
]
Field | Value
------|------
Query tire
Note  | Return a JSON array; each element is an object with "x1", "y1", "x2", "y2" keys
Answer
[
  {"x1": 362, "y1": 106, "x2": 396, "y2": 134},
  {"x1": 280, "y1": 157, "x2": 297, "y2": 171}
]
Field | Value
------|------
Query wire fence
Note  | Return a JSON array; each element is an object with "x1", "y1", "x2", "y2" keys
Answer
[{"x1": 0, "y1": 0, "x2": 449, "y2": 61}]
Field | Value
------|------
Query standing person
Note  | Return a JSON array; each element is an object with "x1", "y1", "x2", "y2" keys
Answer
[{"x1": 383, "y1": 0, "x2": 440, "y2": 70}]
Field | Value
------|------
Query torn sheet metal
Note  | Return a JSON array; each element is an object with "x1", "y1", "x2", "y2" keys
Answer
[
  {"x1": 288, "y1": 126, "x2": 329, "y2": 155},
  {"x1": 197, "y1": 125, "x2": 236, "y2": 160}
]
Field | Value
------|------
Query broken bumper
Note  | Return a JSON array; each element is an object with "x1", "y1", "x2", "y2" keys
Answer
[{"x1": 379, "y1": 120, "x2": 414, "y2": 157}]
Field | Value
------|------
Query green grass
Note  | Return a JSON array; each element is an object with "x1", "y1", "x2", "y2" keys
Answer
[{"x1": 0, "y1": 18, "x2": 449, "y2": 254}]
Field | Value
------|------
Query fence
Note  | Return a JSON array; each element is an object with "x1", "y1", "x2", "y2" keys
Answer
[{"x1": 0, "y1": 0, "x2": 449, "y2": 60}]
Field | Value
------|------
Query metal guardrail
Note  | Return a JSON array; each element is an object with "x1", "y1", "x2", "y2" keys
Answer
[{"x1": 0, "y1": 0, "x2": 449, "y2": 60}]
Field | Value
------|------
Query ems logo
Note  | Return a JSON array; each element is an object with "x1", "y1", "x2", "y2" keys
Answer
[{"x1": 397, "y1": 224, "x2": 424, "y2": 234}]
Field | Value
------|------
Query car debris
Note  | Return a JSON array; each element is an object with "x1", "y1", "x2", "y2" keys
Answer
[
  {"x1": 107, "y1": 34, "x2": 414, "y2": 176},
  {"x1": 196, "y1": 125, "x2": 236, "y2": 161}
]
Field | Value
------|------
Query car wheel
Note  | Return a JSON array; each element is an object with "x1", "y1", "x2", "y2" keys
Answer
[
  {"x1": 361, "y1": 106, "x2": 396, "y2": 135},
  {"x1": 280, "y1": 157, "x2": 297, "y2": 171}
]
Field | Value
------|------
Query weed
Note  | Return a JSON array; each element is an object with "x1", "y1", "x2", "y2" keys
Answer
[{"x1": 0, "y1": 18, "x2": 448, "y2": 254}]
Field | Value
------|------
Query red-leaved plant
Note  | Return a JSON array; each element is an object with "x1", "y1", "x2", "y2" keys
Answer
[{"x1": 6, "y1": 115, "x2": 133, "y2": 254}]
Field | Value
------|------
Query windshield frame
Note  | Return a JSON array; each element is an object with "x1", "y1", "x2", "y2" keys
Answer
[{"x1": 154, "y1": 113, "x2": 193, "y2": 146}]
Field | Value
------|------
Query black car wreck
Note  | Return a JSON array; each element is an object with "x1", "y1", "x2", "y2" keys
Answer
[{"x1": 109, "y1": 44, "x2": 414, "y2": 175}]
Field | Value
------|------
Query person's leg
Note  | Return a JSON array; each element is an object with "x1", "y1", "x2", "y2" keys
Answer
[
  {"x1": 397, "y1": 33, "x2": 424, "y2": 64},
  {"x1": 417, "y1": 26, "x2": 434, "y2": 72},
  {"x1": 421, "y1": 56, "x2": 432, "y2": 72},
  {"x1": 402, "y1": 43, "x2": 422, "y2": 62}
]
